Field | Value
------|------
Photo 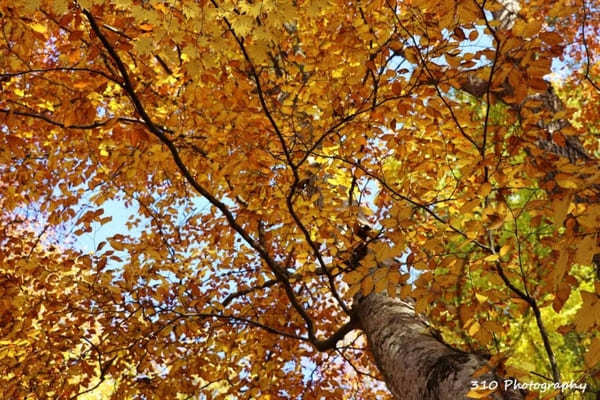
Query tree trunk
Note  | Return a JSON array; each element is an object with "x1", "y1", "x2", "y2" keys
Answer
[{"x1": 356, "y1": 294, "x2": 526, "y2": 400}]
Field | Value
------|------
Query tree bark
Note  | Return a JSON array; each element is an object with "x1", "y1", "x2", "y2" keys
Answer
[{"x1": 355, "y1": 294, "x2": 526, "y2": 399}]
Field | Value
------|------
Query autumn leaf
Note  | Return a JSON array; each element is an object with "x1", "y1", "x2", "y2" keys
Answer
[
  {"x1": 466, "y1": 387, "x2": 496, "y2": 399},
  {"x1": 585, "y1": 337, "x2": 600, "y2": 368},
  {"x1": 1, "y1": 0, "x2": 599, "y2": 398}
]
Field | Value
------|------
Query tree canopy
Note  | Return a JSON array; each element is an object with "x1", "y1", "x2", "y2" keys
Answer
[{"x1": 1, "y1": 0, "x2": 600, "y2": 398}]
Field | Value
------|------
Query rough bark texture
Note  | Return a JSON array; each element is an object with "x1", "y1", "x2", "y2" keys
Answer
[{"x1": 356, "y1": 294, "x2": 526, "y2": 400}]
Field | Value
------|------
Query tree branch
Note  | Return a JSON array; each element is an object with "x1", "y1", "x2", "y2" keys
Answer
[
  {"x1": 0, "y1": 108, "x2": 143, "y2": 130},
  {"x1": 83, "y1": 8, "x2": 352, "y2": 352}
]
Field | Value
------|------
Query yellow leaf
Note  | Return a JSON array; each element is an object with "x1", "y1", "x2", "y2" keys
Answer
[
  {"x1": 373, "y1": 267, "x2": 388, "y2": 283},
  {"x1": 415, "y1": 296, "x2": 429, "y2": 313},
  {"x1": 551, "y1": 194, "x2": 571, "y2": 225},
  {"x1": 540, "y1": 32, "x2": 563, "y2": 46},
  {"x1": 466, "y1": 388, "x2": 495, "y2": 399},
  {"x1": 374, "y1": 278, "x2": 387, "y2": 293},
  {"x1": 575, "y1": 291, "x2": 600, "y2": 332},
  {"x1": 483, "y1": 254, "x2": 499, "y2": 263},
  {"x1": 22, "y1": 0, "x2": 41, "y2": 12},
  {"x1": 345, "y1": 271, "x2": 362, "y2": 285},
  {"x1": 499, "y1": 244, "x2": 512, "y2": 258},
  {"x1": 475, "y1": 293, "x2": 488, "y2": 303},
  {"x1": 585, "y1": 337, "x2": 600, "y2": 367},
  {"x1": 134, "y1": 37, "x2": 154, "y2": 54},
  {"x1": 232, "y1": 15, "x2": 254, "y2": 36},
  {"x1": 548, "y1": 249, "x2": 569, "y2": 287},
  {"x1": 332, "y1": 69, "x2": 344, "y2": 79},
  {"x1": 388, "y1": 270, "x2": 401, "y2": 285},
  {"x1": 51, "y1": 0, "x2": 69, "y2": 14},
  {"x1": 555, "y1": 174, "x2": 579, "y2": 189},
  {"x1": 513, "y1": 19, "x2": 542, "y2": 37},
  {"x1": 480, "y1": 182, "x2": 492, "y2": 197},
  {"x1": 460, "y1": 199, "x2": 480, "y2": 214},
  {"x1": 482, "y1": 320, "x2": 503, "y2": 333},
  {"x1": 404, "y1": 48, "x2": 419, "y2": 64},
  {"x1": 361, "y1": 275, "x2": 374, "y2": 296},
  {"x1": 247, "y1": 41, "x2": 271, "y2": 65},
  {"x1": 347, "y1": 283, "x2": 361, "y2": 298},
  {"x1": 578, "y1": 204, "x2": 600, "y2": 229},
  {"x1": 30, "y1": 23, "x2": 47, "y2": 34},
  {"x1": 307, "y1": 0, "x2": 331, "y2": 15},
  {"x1": 109, "y1": 239, "x2": 124, "y2": 251},
  {"x1": 387, "y1": 282, "x2": 397, "y2": 297},
  {"x1": 468, "y1": 321, "x2": 480, "y2": 336},
  {"x1": 574, "y1": 234, "x2": 597, "y2": 266}
]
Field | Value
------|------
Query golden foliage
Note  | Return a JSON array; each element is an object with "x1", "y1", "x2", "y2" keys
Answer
[{"x1": 1, "y1": 0, "x2": 600, "y2": 398}]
